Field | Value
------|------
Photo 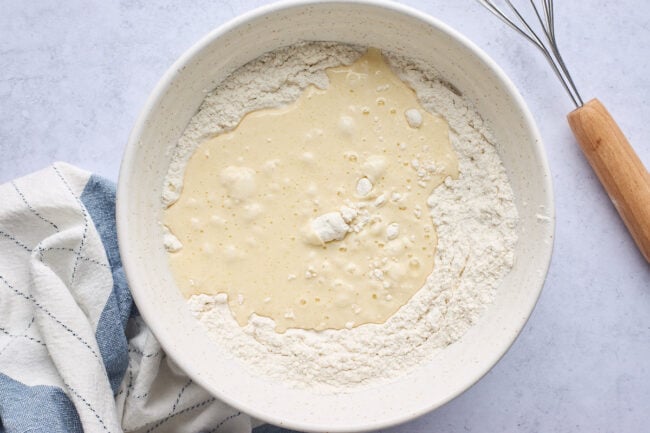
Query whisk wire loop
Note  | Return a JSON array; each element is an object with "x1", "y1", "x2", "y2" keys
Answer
[{"x1": 477, "y1": 0, "x2": 583, "y2": 107}]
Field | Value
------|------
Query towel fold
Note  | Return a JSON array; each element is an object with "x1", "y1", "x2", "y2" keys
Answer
[{"x1": 0, "y1": 163, "x2": 258, "y2": 433}]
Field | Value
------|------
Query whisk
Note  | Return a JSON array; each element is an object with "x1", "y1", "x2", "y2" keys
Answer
[{"x1": 477, "y1": 0, "x2": 650, "y2": 263}]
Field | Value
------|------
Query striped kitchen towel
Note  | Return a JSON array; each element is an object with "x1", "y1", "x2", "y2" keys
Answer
[{"x1": 0, "y1": 163, "x2": 262, "y2": 433}]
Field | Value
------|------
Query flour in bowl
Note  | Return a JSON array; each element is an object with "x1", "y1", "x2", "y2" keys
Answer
[{"x1": 163, "y1": 42, "x2": 518, "y2": 390}]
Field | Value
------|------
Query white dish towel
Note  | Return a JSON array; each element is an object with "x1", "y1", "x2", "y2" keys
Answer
[{"x1": 0, "y1": 163, "x2": 284, "y2": 433}]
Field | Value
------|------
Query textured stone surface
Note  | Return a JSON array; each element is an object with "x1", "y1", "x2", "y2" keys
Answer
[{"x1": 1, "y1": 1, "x2": 648, "y2": 431}]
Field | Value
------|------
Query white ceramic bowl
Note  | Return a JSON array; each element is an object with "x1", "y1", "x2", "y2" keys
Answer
[{"x1": 117, "y1": 1, "x2": 554, "y2": 431}]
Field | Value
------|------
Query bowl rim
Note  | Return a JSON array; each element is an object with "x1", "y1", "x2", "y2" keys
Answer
[{"x1": 117, "y1": 0, "x2": 555, "y2": 431}]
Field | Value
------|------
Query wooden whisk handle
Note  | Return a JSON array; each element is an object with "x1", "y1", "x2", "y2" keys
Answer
[{"x1": 567, "y1": 98, "x2": 650, "y2": 263}]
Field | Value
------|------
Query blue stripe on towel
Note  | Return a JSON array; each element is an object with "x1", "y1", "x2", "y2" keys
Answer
[
  {"x1": 80, "y1": 175, "x2": 133, "y2": 394},
  {"x1": 0, "y1": 373, "x2": 83, "y2": 433}
]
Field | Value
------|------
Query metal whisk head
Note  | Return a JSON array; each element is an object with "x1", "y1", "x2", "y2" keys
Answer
[{"x1": 477, "y1": 0, "x2": 584, "y2": 108}]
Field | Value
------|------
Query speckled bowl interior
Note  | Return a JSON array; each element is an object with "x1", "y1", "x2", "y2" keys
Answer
[{"x1": 117, "y1": 1, "x2": 554, "y2": 431}]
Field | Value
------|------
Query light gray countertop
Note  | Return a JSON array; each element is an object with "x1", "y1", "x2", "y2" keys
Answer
[{"x1": 1, "y1": 1, "x2": 648, "y2": 432}]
